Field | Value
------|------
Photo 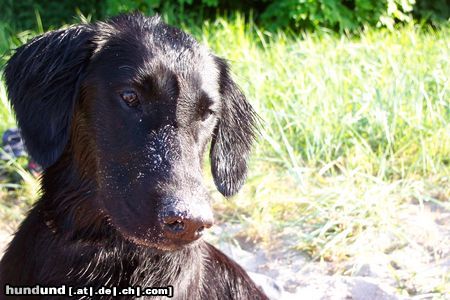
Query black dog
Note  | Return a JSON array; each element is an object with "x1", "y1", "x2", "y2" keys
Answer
[{"x1": 0, "y1": 13, "x2": 267, "y2": 299}]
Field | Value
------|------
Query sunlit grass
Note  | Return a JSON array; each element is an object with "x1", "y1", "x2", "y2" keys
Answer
[
  {"x1": 0, "y1": 81, "x2": 15, "y2": 133},
  {"x1": 199, "y1": 19, "x2": 450, "y2": 179},
  {"x1": 0, "y1": 153, "x2": 41, "y2": 230}
]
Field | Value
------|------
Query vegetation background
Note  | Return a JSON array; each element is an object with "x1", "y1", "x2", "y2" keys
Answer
[{"x1": 0, "y1": 0, "x2": 449, "y2": 298}]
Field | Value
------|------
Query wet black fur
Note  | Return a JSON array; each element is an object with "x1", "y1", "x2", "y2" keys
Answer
[{"x1": 0, "y1": 14, "x2": 267, "y2": 300}]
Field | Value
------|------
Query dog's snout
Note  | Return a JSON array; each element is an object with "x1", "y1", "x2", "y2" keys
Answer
[{"x1": 161, "y1": 209, "x2": 213, "y2": 244}]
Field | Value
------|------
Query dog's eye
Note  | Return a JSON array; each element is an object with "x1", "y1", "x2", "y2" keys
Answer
[
  {"x1": 120, "y1": 90, "x2": 139, "y2": 107},
  {"x1": 201, "y1": 109, "x2": 214, "y2": 121},
  {"x1": 198, "y1": 94, "x2": 214, "y2": 122}
]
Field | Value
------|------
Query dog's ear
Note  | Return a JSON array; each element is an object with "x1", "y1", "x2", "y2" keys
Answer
[
  {"x1": 4, "y1": 25, "x2": 95, "y2": 168},
  {"x1": 210, "y1": 57, "x2": 257, "y2": 197}
]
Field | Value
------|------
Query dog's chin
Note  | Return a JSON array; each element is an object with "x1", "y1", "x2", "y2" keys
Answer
[{"x1": 123, "y1": 232, "x2": 198, "y2": 252}]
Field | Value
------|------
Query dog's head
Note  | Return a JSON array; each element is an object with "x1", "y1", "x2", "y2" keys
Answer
[{"x1": 5, "y1": 14, "x2": 256, "y2": 250}]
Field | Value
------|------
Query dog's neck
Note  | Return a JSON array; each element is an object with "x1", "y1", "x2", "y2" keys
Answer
[{"x1": 64, "y1": 242, "x2": 206, "y2": 292}]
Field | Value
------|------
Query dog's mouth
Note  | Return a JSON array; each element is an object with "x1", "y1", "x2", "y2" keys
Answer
[{"x1": 110, "y1": 218, "x2": 207, "y2": 252}]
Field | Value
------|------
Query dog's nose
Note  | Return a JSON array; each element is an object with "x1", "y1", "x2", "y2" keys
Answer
[{"x1": 161, "y1": 211, "x2": 213, "y2": 243}]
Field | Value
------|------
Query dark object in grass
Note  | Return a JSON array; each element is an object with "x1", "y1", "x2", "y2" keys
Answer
[
  {"x1": 0, "y1": 129, "x2": 26, "y2": 160},
  {"x1": 0, "y1": 128, "x2": 42, "y2": 180},
  {"x1": 0, "y1": 13, "x2": 266, "y2": 299}
]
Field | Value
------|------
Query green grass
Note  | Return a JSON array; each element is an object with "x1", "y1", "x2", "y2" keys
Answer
[
  {"x1": 200, "y1": 18, "x2": 449, "y2": 179},
  {"x1": 0, "y1": 15, "x2": 449, "y2": 296}
]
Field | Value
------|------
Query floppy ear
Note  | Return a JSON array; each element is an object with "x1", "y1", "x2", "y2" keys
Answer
[
  {"x1": 4, "y1": 25, "x2": 95, "y2": 168},
  {"x1": 210, "y1": 57, "x2": 257, "y2": 197}
]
